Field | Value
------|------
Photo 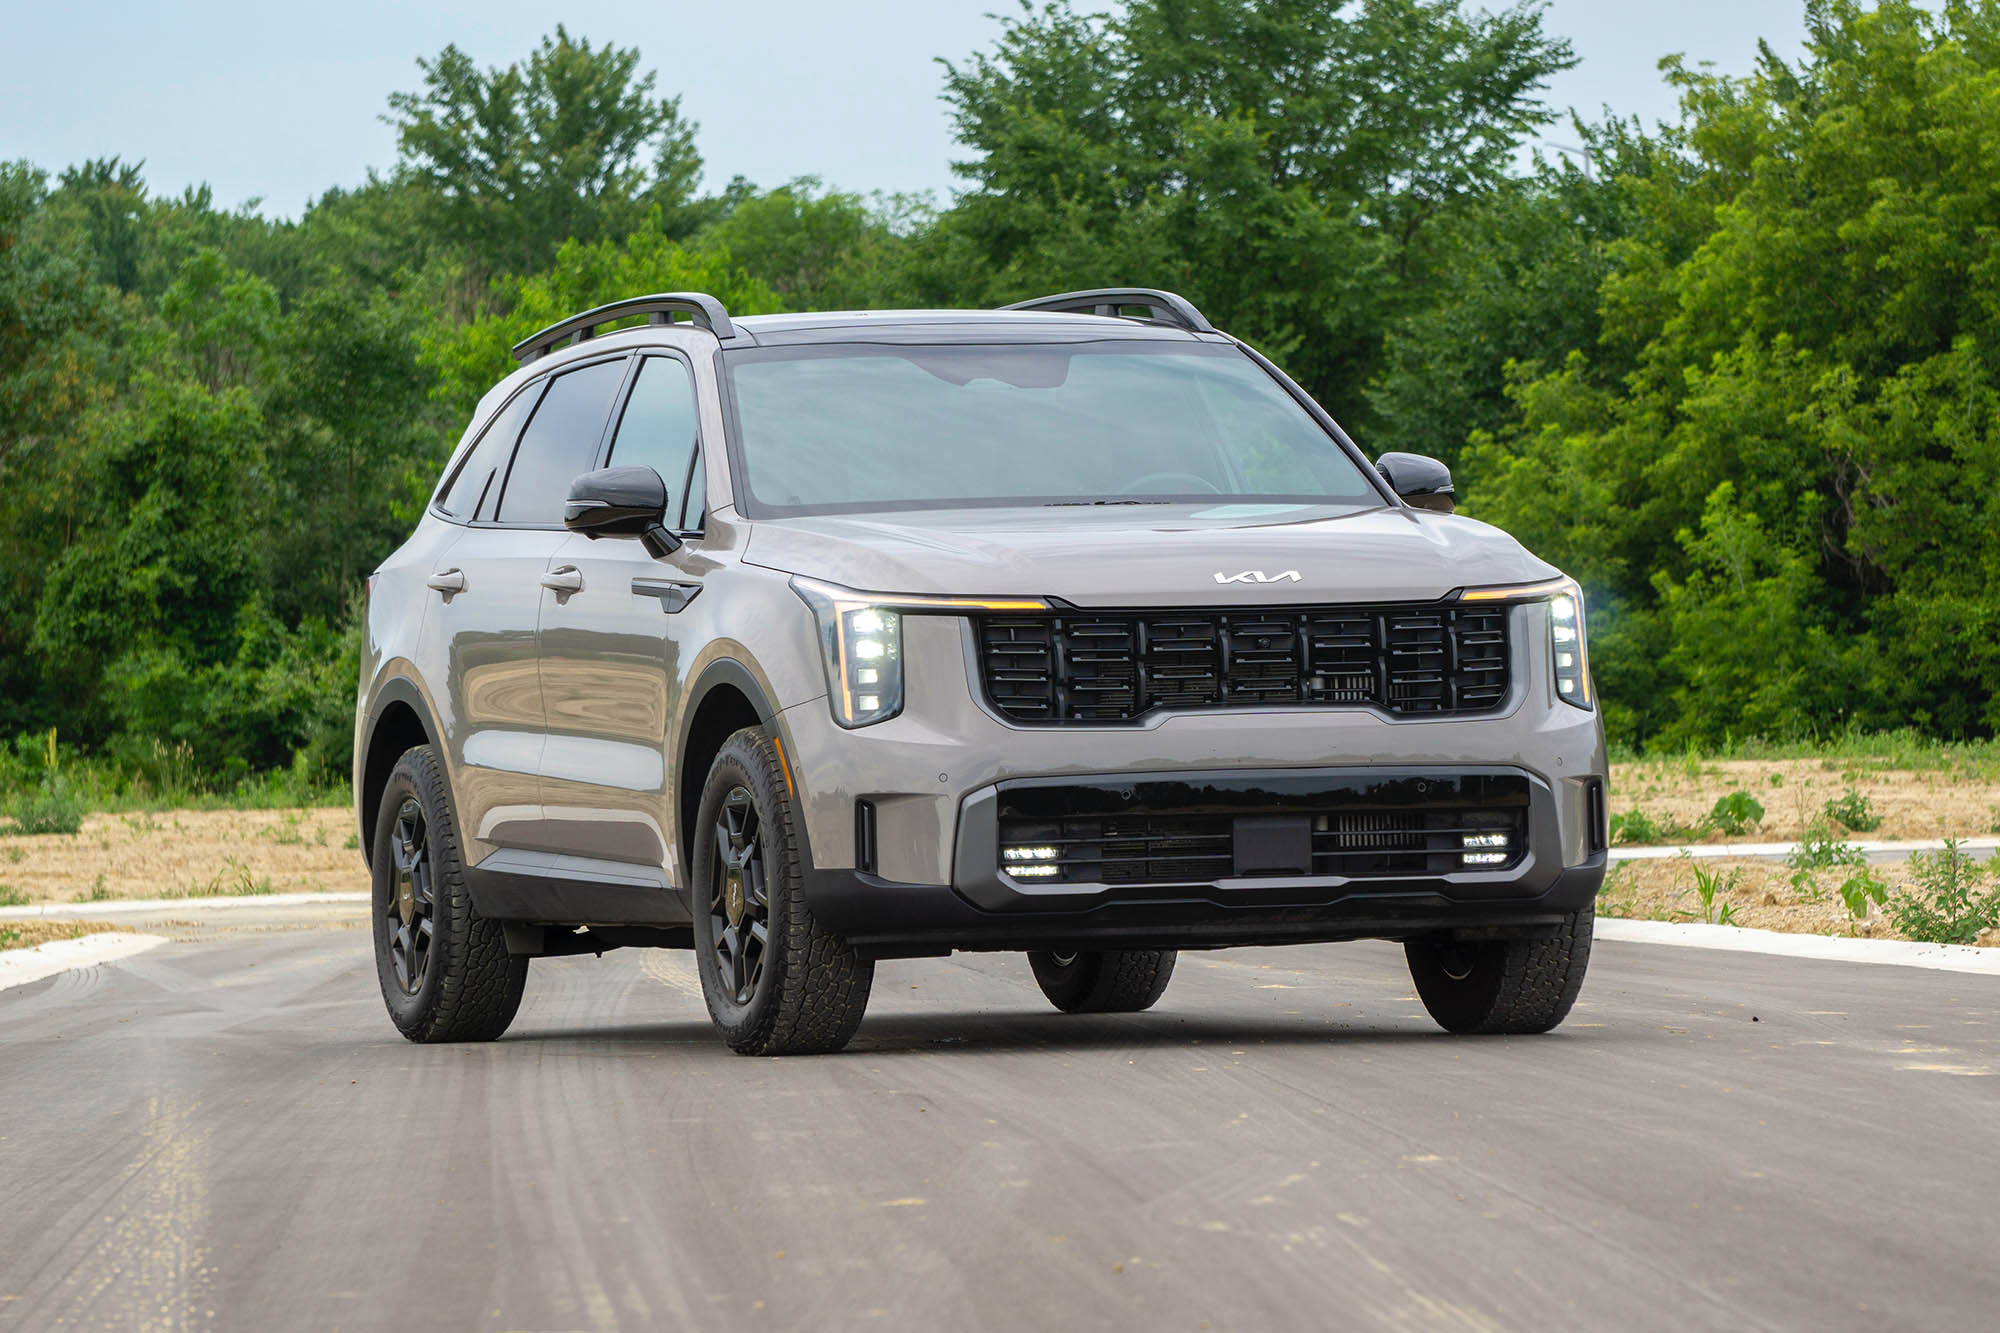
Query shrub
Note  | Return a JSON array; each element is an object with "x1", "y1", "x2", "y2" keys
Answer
[
  {"x1": 1822, "y1": 788, "x2": 1882, "y2": 833},
  {"x1": 1708, "y1": 790, "x2": 1765, "y2": 835},
  {"x1": 4, "y1": 779, "x2": 85, "y2": 836},
  {"x1": 1610, "y1": 809, "x2": 1662, "y2": 845},
  {"x1": 1786, "y1": 822, "x2": 1866, "y2": 872},
  {"x1": 0, "y1": 886, "x2": 28, "y2": 907},
  {"x1": 1887, "y1": 842, "x2": 1999, "y2": 945}
]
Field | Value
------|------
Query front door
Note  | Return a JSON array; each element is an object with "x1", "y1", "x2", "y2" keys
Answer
[
  {"x1": 536, "y1": 352, "x2": 707, "y2": 886},
  {"x1": 435, "y1": 354, "x2": 631, "y2": 863}
]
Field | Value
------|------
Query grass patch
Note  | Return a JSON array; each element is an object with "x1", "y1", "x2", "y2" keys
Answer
[{"x1": 1610, "y1": 729, "x2": 2000, "y2": 780}]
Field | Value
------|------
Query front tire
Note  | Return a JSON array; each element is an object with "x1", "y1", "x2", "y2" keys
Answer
[
  {"x1": 371, "y1": 746, "x2": 528, "y2": 1043},
  {"x1": 692, "y1": 729, "x2": 873, "y2": 1055},
  {"x1": 1405, "y1": 908, "x2": 1593, "y2": 1035},
  {"x1": 1028, "y1": 949, "x2": 1176, "y2": 1013}
]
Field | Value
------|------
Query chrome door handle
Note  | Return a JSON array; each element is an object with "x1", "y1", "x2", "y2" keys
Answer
[
  {"x1": 540, "y1": 566, "x2": 584, "y2": 594},
  {"x1": 426, "y1": 569, "x2": 465, "y2": 595}
]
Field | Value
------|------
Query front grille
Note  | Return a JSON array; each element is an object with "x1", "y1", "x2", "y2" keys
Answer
[
  {"x1": 977, "y1": 603, "x2": 1509, "y2": 724},
  {"x1": 999, "y1": 809, "x2": 1526, "y2": 885},
  {"x1": 994, "y1": 770, "x2": 1532, "y2": 888}
]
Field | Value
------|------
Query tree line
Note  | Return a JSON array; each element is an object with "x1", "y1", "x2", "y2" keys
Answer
[{"x1": 1, "y1": 0, "x2": 1994, "y2": 796}]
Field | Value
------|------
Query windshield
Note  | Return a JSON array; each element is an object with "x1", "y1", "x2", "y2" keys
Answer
[{"x1": 722, "y1": 341, "x2": 1385, "y2": 515}]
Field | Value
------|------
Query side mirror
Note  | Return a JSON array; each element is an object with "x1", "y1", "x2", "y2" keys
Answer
[
  {"x1": 564, "y1": 466, "x2": 682, "y2": 556},
  {"x1": 1375, "y1": 452, "x2": 1456, "y2": 514}
]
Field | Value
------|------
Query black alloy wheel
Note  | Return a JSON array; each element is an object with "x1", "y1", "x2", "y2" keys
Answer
[
  {"x1": 384, "y1": 796, "x2": 437, "y2": 995},
  {"x1": 708, "y1": 786, "x2": 770, "y2": 1007}
]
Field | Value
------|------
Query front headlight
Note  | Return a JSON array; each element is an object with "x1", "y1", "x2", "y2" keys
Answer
[
  {"x1": 792, "y1": 579, "x2": 906, "y2": 727},
  {"x1": 790, "y1": 578, "x2": 1055, "y2": 729},
  {"x1": 1547, "y1": 584, "x2": 1592, "y2": 709},
  {"x1": 1460, "y1": 575, "x2": 1593, "y2": 711}
]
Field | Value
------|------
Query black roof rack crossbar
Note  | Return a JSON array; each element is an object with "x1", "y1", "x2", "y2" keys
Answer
[
  {"x1": 510, "y1": 292, "x2": 745, "y2": 363},
  {"x1": 998, "y1": 287, "x2": 1216, "y2": 333}
]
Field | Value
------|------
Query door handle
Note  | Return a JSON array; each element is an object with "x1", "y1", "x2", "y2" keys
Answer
[
  {"x1": 540, "y1": 566, "x2": 584, "y2": 594},
  {"x1": 632, "y1": 578, "x2": 702, "y2": 613},
  {"x1": 426, "y1": 569, "x2": 465, "y2": 596}
]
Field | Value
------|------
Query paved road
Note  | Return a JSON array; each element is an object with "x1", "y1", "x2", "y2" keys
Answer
[{"x1": 3, "y1": 913, "x2": 1996, "y2": 1332}]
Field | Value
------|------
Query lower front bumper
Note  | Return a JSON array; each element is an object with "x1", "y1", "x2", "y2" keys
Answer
[
  {"x1": 801, "y1": 762, "x2": 1606, "y2": 958},
  {"x1": 804, "y1": 859, "x2": 1606, "y2": 959}
]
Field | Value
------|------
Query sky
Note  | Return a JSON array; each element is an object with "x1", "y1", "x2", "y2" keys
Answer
[{"x1": 2, "y1": 0, "x2": 1843, "y2": 218}]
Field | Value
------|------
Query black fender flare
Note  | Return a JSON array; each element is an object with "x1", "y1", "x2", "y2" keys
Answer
[
  {"x1": 675, "y1": 658, "x2": 780, "y2": 774},
  {"x1": 356, "y1": 675, "x2": 444, "y2": 865}
]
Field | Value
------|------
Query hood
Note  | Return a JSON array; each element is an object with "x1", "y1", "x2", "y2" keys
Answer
[{"x1": 741, "y1": 503, "x2": 1558, "y2": 606}]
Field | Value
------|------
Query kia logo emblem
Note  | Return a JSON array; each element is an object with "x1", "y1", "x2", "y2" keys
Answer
[{"x1": 1213, "y1": 570, "x2": 1302, "y2": 585}]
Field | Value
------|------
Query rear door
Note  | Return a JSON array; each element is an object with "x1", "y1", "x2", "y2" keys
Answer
[
  {"x1": 536, "y1": 351, "x2": 709, "y2": 884},
  {"x1": 430, "y1": 355, "x2": 629, "y2": 863}
]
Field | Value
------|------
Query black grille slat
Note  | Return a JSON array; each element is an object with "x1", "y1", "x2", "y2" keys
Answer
[
  {"x1": 1001, "y1": 807, "x2": 1526, "y2": 885},
  {"x1": 979, "y1": 603, "x2": 1510, "y2": 723}
]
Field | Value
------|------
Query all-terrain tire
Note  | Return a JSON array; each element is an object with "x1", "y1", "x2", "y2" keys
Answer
[
  {"x1": 371, "y1": 745, "x2": 528, "y2": 1042},
  {"x1": 1027, "y1": 949, "x2": 1177, "y2": 1013},
  {"x1": 692, "y1": 728, "x2": 873, "y2": 1055},
  {"x1": 1404, "y1": 907, "x2": 1593, "y2": 1035}
]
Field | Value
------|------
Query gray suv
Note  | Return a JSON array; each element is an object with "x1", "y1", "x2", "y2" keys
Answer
[{"x1": 353, "y1": 288, "x2": 1607, "y2": 1055}]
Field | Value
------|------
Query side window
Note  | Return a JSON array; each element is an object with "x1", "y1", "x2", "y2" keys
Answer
[
  {"x1": 436, "y1": 384, "x2": 539, "y2": 519},
  {"x1": 494, "y1": 358, "x2": 629, "y2": 525},
  {"x1": 607, "y1": 355, "x2": 700, "y2": 524}
]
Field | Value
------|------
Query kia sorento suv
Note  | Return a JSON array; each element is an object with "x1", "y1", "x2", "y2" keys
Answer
[{"x1": 354, "y1": 288, "x2": 1607, "y2": 1055}]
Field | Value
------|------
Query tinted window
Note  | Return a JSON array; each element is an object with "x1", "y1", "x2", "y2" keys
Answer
[
  {"x1": 606, "y1": 356, "x2": 699, "y2": 514},
  {"x1": 437, "y1": 385, "x2": 539, "y2": 519},
  {"x1": 495, "y1": 359, "x2": 629, "y2": 525},
  {"x1": 723, "y1": 343, "x2": 1380, "y2": 514}
]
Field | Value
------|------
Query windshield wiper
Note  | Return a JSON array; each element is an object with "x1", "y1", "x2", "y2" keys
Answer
[{"x1": 1044, "y1": 498, "x2": 1173, "y2": 507}]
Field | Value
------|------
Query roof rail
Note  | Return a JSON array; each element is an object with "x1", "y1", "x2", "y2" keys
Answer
[
  {"x1": 510, "y1": 292, "x2": 747, "y2": 363},
  {"x1": 998, "y1": 287, "x2": 1216, "y2": 334}
]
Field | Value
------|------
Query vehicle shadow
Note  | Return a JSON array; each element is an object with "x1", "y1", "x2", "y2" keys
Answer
[{"x1": 500, "y1": 1008, "x2": 1610, "y2": 1057}]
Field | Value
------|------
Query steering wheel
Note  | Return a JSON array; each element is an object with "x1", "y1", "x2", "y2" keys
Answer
[{"x1": 1118, "y1": 471, "x2": 1222, "y2": 495}]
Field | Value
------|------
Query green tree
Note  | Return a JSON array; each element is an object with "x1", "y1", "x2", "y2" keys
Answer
[
  {"x1": 1464, "y1": 0, "x2": 2000, "y2": 743},
  {"x1": 387, "y1": 26, "x2": 706, "y2": 276},
  {"x1": 928, "y1": 0, "x2": 1576, "y2": 421}
]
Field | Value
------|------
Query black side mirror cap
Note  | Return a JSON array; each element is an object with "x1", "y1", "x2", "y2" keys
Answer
[
  {"x1": 1375, "y1": 452, "x2": 1456, "y2": 514},
  {"x1": 564, "y1": 466, "x2": 682, "y2": 555}
]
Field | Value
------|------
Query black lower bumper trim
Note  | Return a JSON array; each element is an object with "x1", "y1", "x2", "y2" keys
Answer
[{"x1": 804, "y1": 857, "x2": 1606, "y2": 959}]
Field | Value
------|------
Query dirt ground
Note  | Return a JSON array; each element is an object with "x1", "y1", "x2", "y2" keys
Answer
[
  {"x1": 0, "y1": 807, "x2": 365, "y2": 907},
  {"x1": 1607, "y1": 757, "x2": 2000, "y2": 842},
  {"x1": 0, "y1": 919, "x2": 131, "y2": 951}
]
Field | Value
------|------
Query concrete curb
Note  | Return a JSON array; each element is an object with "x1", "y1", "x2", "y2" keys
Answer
[
  {"x1": 1611, "y1": 835, "x2": 2000, "y2": 865},
  {"x1": 0, "y1": 931, "x2": 168, "y2": 992},
  {"x1": 0, "y1": 892, "x2": 369, "y2": 921},
  {"x1": 1595, "y1": 917, "x2": 2000, "y2": 975}
]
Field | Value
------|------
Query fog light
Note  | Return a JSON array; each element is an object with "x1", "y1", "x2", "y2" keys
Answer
[
  {"x1": 1004, "y1": 846, "x2": 1060, "y2": 861},
  {"x1": 1462, "y1": 851, "x2": 1509, "y2": 867},
  {"x1": 1008, "y1": 864, "x2": 1060, "y2": 879},
  {"x1": 1462, "y1": 832, "x2": 1511, "y2": 849}
]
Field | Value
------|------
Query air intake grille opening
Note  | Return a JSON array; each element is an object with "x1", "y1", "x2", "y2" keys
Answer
[
  {"x1": 977, "y1": 603, "x2": 1509, "y2": 724},
  {"x1": 998, "y1": 808, "x2": 1527, "y2": 885}
]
